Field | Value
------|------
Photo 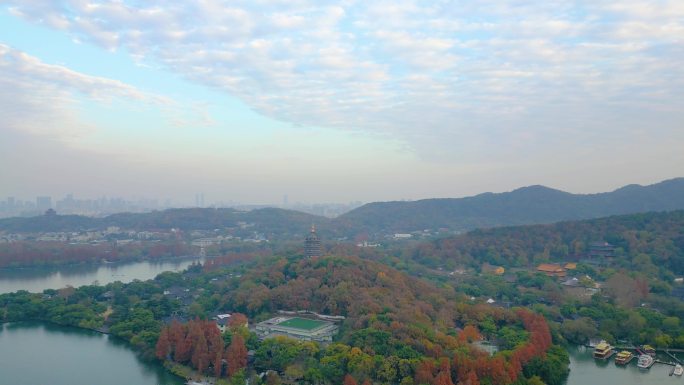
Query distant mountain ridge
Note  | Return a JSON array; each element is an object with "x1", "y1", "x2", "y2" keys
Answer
[
  {"x1": 334, "y1": 177, "x2": 684, "y2": 234},
  {"x1": 0, "y1": 207, "x2": 329, "y2": 238},
  {"x1": 1, "y1": 178, "x2": 683, "y2": 237}
]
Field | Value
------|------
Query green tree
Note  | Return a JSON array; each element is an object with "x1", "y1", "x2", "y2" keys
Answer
[
  {"x1": 560, "y1": 318, "x2": 597, "y2": 344},
  {"x1": 663, "y1": 317, "x2": 680, "y2": 333},
  {"x1": 655, "y1": 334, "x2": 673, "y2": 348}
]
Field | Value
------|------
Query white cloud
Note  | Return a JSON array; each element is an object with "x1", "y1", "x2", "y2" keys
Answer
[
  {"x1": 4, "y1": 0, "x2": 684, "y2": 162},
  {"x1": 0, "y1": 44, "x2": 164, "y2": 102},
  {"x1": 0, "y1": 44, "x2": 202, "y2": 140}
]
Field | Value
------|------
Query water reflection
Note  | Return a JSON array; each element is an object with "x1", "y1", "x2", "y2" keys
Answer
[
  {"x1": 0, "y1": 256, "x2": 205, "y2": 293},
  {"x1": 565, "y1": 345, "x2": 682, "y2": 385},
  {"x1": 0, "y1": 322, "x2": 184, "y2": 385}
]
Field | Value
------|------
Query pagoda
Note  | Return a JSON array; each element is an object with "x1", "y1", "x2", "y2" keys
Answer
[{"x1": 304, "y1": 225, "x2": 321, "y2": 258}]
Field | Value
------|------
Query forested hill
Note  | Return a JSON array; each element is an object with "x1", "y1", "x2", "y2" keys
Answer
[
  {"x1": 408, "y1": 210, "x2": 684, "y2": 274},
  {"x1": 335, "y1": 177, "x2": 684, "y2": 234},
  {"x1": 0, "y1": 254, "x2": 567, "y2": 385},
  {"x1": 214, "y1": 255, "x2": 563, "y2": 385},
  {"x1": 0, "y1": 207, "x2": 329, "y2": 236}
]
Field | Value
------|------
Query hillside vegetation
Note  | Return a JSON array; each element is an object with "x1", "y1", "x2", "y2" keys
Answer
[
  {"x1": 204, "y1": 255, "x2": 565, "y2": 385},
  {"x1": 337, "y1": 177, "x2": 684, "y2": 234},
  {"x1": 0, "y1": 255, "x2": 567, "y2": 385},
  {"x1": 406, "y1": 210, "x2": 684, "y2": 275}
]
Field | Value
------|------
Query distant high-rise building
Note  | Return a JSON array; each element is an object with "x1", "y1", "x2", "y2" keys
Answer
[
  {"x1": 36, "y1": 196, "x2": 52, "y2": 210},
  {"x1": 304, "y1": 225, "x2": 322, "y2": 258},
  {"x1": 283, "y1": 194, "x2": 288, "y2": 206}
]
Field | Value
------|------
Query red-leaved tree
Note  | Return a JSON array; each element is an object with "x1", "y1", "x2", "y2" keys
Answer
[
  {"x1": 226, "y1": 334, "x2": 247, "y2": 376},
  {"x1": 343, "y1": 374, "x2": 359, "y2": 385}
]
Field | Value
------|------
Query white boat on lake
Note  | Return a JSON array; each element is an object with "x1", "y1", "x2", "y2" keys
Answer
[{"x1": 636, "y1": 354, "x2": 654, "y2": 370}]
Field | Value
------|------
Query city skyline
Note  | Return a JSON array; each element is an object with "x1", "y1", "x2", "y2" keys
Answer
[
  {"x1": 0, "y1": 192, "x2": 364, "y2": 208},
  {"x1": 3, "y1": 174, "x2": 681, "y2": 214},
  {"x1": 1, "y1": 1, "x2": 683, "y2": 203},
  {"x1": 0, "y1": 191, "x2": 367, "y2": 219}
]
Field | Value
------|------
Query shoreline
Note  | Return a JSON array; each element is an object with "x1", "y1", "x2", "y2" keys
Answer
[
  {"x1": 1, "y1": 319, "x2": 192, "y2": 383},
  {"x1": 0, "y1": 254, "x2": 207, "y2": 271}
]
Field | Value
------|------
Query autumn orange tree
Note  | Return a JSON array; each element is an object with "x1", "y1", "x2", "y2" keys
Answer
[
  {"x1": 343, "y1": 374, "x2": 358, "y2": 385},
  {"x1": 226, "y1": 333, "x2": 248, "y2": 376},
  {"x1": 448, "y1": 309, "x2": 553, "y2": 385},
  {"x1": 156, "y1": 318, "x2": 229, "y2": 377},
  {"x1": 155, "y1": 256, "x2": 562, "y2": 384}
]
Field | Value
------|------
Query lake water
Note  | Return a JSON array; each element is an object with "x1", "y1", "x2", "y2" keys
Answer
[
  {"x1": 565, "y1": 345, "x2": 683, "y2": 385},
  {"x1": 0, "y1": 256, "x2": 205, "y2": 294},
  {"x1": 0, "y1": 322, "x2": 184, "y2": 385}
]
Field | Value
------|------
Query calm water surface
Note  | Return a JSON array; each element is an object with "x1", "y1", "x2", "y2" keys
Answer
[
  {"x1": 2, "y1": 324, "x2": 681, "y2": 385},
  {"x1": 565, "y1": 345, "x2": 684, "y2": 385},
  {"x1": 0, "y1": 322, "x2": 184, "y2": 385},
  {"x1": 0, "y1": 256, "x2": 205, "y2": 294}
]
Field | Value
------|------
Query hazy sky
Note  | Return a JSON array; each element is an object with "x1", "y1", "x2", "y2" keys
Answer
[{"x1": 1, "y1": 1, "x2": 682, "y2": 205}]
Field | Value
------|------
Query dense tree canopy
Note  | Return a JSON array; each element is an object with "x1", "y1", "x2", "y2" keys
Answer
[
  {"x1": 408, "y1": 210, "x2": 684, "y2": 274},
  {"x1": 1, "y1": 254, "x2": 564, "y2": 385}
]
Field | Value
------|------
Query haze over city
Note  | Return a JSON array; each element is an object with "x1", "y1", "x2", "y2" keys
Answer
[{"x1": 1, "y1": 1, "x2": 683, "y2": 204}]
